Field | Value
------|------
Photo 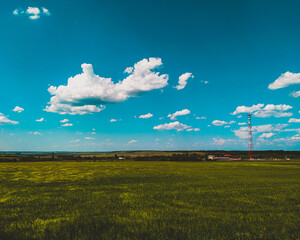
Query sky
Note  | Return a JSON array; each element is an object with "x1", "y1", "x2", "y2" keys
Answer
[{"x1": 0, "y1": 0, "x2": 300, "y2": 151}]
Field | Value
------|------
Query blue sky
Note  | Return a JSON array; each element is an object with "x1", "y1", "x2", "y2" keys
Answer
[{"x1": 0, "y1": 0, "x2": 300, "y2": 151}]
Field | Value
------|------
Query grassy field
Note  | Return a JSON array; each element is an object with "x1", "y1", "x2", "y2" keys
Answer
[{"x1": 0, "y1": 161, "x2": 299, "y2": 240}]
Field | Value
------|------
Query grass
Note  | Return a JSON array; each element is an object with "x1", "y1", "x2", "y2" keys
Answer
[{"x1": 0, "y1": 161, "x2": 299, "y2": 239}]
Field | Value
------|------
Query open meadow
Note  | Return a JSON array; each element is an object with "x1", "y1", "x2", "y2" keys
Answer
[{"x1": 0, "y1": 161, "x2": 299, "y2": 240}]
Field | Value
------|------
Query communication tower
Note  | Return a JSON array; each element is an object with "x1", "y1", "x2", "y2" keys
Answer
[{"x1": 248, "y1": 113, "x2": 254, "y2": 160}]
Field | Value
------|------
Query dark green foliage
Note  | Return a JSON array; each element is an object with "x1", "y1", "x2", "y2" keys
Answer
[{"x1": 0, "y1": 161, "x2": 299, "y2": 239}]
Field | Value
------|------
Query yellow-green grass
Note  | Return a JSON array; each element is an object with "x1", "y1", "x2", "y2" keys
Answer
[{"x1": 0, "y1": 161, "x2": 299, "y2": 240}]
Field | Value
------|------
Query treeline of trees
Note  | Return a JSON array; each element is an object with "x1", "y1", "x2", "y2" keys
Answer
[{"x1": 0, "y1": 150, "x2": 300, "y2": 162}]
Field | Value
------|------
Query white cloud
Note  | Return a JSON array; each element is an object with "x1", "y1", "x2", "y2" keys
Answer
[
  {"x1": 268, "y1": 72, "x2": 300, "y2": 90},
  {"x1": 153, "y1": 121, "x2": 191, "y2": 131},
  {"x1": 128, "y1": 139, "x2": 138, "y2": 144},
  {"x1": 175, "y1": 73, "x2": 194, "y2": 90},
  {"x1": 253, "y1": 104, "x2": 293, "y2": 118},
  {"x1": 212, "y1": 138, "x2": 235, "y2": 145},
  {"x1": 42, "y1": 7, "x2": 50, "y2": 15},
  {"x1": 36, "y1": 118, "x2": 44, "y2": 122},
  {"x1": 85, "y1": 137, "x2": 95, "y2": 140},
  {"x1": 282, "y1": 128, "x2": 300, "y2": 133},
  {"x1": 29, "y1": 131, "x2": 41, "y2": 135},
  {"x1": 212, "y1": 120, "x2": 227, "y2": 126},
  {"x1": 259, "y1": 133, "x2": 275, "y2": 139},
  {"x1": 187, "y1": 128, "x2": 200, "y2": 132},
  {"x1": 238, "y1": 122, "x2": 246, "y2": 125},
  {"x1": 290, "y1": 91, "x2": 300, "y2": 98},
  {"x1": 168, "y1": 109, "x2": 191, "y2": 120},
  {"x1": 233, "y1": 124, "x2": 288, "y2": 139},
  {"x1": 124, "y1": 67, "x2": 133, "y2": 74},
  {"x1": 196, "y1": 116, "x2": 206, "y2": 120},
  {"x1": 13, "y1": 7, "x2": 50, "y2": 20},
  {"x1": 0, "y1": 113, "x2": 19, "y2": 125},
  {"x1": 232, "y1": 104, "x2": 264, "y2": 115},
  {"x1": 212, "y1": 120, "x2": 235, "y2": 126},
  {"x1": 27, "y1": 7, "x2": 40, "y2": 19},
  {"x1": 274, "y1": 134, "x2": 300, "y2": 142},
  {"x1": 62, "y1": 123, "x2": 73, "y2": 127},
  {"x1": 232, "y1": 104, "x2": 293, "y2": 118},
  {"x1": 45, "y1": 58, "x2": 168, "y2": 115},
  {"x1": 70, "y1": 139, "x2": 80, "y2": 143},
  {"x1": 13, "y1": 106, "x2": 24, "y2": 113},
  {"x1": 288, "y1": 118, "x2": 300, "y2": 123},
  {"x1": 139, "y1": 113, "x2": 153, "y2": 119},
  {"x1": 60, "y1": 119, "x2": 69, "y2": 123},
  {"x1": 291, "y1": 134, "x2": 300, "y2": 140},
  {"x1": 109, "y1": 119, "x2": 117, "y2": 122},
  {"x1": 13, "y1": 9, "x2": 20, "y2": 15}
]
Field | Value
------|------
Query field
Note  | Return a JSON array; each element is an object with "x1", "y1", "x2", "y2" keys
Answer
[{"x1": 0, "y1": 161, "x2": 299, "y2": 240}]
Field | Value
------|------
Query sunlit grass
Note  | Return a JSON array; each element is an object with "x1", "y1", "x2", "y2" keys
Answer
[{"x1": 0, "y1": 161, "x2": 299, "y2": 239}]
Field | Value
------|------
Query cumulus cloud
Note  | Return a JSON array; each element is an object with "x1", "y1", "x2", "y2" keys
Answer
[
  {"x1": 44, "y1": 58, "x2": 168, "y2": 115},
  {"x1": 254, "y1": 104, "x2": 293, "y2": 118},
  {"x1": 259, "y1": 133, "x2": 275, "y2": 139},
  {"x1": 232, "y1": 104, "x2": 264, "y2": 115},
  {"x1": 13, "y1": 7, "x2": 50, "y2": 20},
  {"x1": 0, "y1": 113, "x2": 19, "y2": 125},
  {"x1": 36, "y1": 118, "x2": 44, "y2": 122},
  {"x1": 168, "y1": 109, "x2": 191, "y2": 120},
  {"x1": 238, "y1": 122, "x2": 246, "y2": 125},
  {"x1": 60, "y1": 119, "x2": 69, "y2": 123},
  {"x1": 232, "y1": 104, "x2": 292, "y2": 118},
  {"x1": 233, "y1": 124, "x2": 288, "y2": 139},
  {"x1": 109, "y1": 119, "x2": 117, "y2": 122},
  {"x1": 153, "y1": 121, "x2": 191, "y2": 131},
  {"x1": 175, "y1": 73, "x2": 194, "y2": 90},
  {"x1": 13, "y1": 106, "x2": 24, "y2": 113},
  {"x1": 290, "y1": 91, "x2": 300, "y2": 98},
  {"x1": 128, "y1": 140, "x2": 138, "y2": 144},
  {"x1": 139, "y1": 113, "x2": 153, "y2": 119},
  {"x1": 212, "y1": 120, "x2": 235, "y2": 126},
  {"x1": 288, "y1": 118, "x2": 300, "y2": 123},
  {"x1": 62, "y1": 123, "x2": 73, "y2": 127},
  {"x1": 212, "y1": 120, "x2": 227, "y2": 126},
  {"x1": 268, "y1": 72, "x2": 300, "y2": 90}
]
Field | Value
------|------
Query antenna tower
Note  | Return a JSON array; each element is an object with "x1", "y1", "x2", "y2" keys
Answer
[{"x1": 248, "y1": 113, "x2": 254, "y2": 160}]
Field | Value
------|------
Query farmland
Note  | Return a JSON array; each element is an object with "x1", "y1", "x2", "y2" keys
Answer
[{"x1": 0, "y1": 161, "x2": 299, "y2": 240}]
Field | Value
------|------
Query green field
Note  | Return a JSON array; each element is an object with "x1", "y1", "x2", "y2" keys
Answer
[{"x1": 0, "y1": 161, "x2": 299, "y2": 240}]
